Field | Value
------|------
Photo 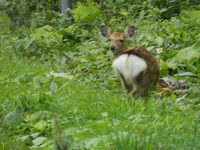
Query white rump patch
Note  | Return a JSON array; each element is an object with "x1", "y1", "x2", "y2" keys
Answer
[{"x1": 112, "y1": 54, "x2": 147, "y2": 85}]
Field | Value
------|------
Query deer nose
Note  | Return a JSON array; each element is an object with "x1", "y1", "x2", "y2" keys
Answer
[{"x1": 110, "y1": 45, "x2": 115, "y2": 51}]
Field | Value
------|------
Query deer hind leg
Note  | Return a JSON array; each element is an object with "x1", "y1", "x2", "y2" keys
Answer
[
  {"x1": 129, "y1": 71, "x2": 144, "y2": 100},
  {"x1": 118, "y1": 73, "x2": 135, "y2": 102},
  {"x1": 132, "y1": 87, "x2": 145, "y2": 100},
  {"x1": 118, "y1": 72, "x2": 145, "y2": 101},
  {"x1": 119, "y1": 73, "x2": 132, "y2": 92}
]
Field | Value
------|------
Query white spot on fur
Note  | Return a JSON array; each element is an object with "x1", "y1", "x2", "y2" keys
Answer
[{"x1": 112, "y1": 54, "x2": 147, "y2": 85}]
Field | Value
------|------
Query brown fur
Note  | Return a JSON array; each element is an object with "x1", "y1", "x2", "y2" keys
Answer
[
  {"x1": 119, "y1": 47, "x2": 159, "y2": 99},
  {"x1": 100, "y1": 25, "x2": 159, "y2": 100}
]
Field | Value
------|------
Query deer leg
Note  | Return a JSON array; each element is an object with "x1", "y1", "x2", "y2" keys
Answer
[
  {"x1": 119, "y1": 73, "x2": 132, "y2": 92},
  {"x1": 130, "y1": 71, "x2": 145, "y2": 100},
  {"x1": 132, "y1": 87, "x2": 145, "y2": 100}
]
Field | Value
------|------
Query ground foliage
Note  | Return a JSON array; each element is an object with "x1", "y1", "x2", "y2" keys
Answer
[{"x1": 0, "y1": 0, "x2": 200, "y2": 150}]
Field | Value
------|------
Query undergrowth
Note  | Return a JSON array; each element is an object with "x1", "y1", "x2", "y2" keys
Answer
[{"x1": 0, "y1": 0, "x2": 200, "y2": 149}]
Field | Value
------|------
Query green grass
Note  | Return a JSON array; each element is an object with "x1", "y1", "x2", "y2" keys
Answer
[
  {"x1": 0, "y1": 2, "x2": 200, "y2": 149},
  {"x1": 0, "y1": 50, "x2": 199, "y2": 150}
]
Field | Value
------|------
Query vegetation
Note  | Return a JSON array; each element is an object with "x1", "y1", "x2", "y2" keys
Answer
[{"x1": 0, "y1": 0, "x2": 200, "y2": 149}]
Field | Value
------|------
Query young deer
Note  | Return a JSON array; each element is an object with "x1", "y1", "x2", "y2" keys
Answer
[{"x1": 100, "y1": 25, "x2": 159, "y2": 100}]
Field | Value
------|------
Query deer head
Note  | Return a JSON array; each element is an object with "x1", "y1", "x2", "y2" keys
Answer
[{"x1": 100, "y1": 25, "x2": 135, "y2": 56}]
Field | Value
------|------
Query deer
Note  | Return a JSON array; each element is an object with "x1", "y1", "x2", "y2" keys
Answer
[{"x1": 100, "y1": 25, "x2": 159, "y2": 100}]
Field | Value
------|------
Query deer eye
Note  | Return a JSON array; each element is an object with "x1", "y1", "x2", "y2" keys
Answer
[
  {"x1": 108, "y1": 39, "x2": 111, "y2": 42},
  {"x1": 120, "y1": 40, "x2": 124, "y2": 42}
]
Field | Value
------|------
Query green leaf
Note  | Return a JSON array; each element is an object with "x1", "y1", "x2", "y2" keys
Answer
[
  {"x1": 25, "y1": 74, "x2": 35, "y2": 83},
  {"x1": 14, "y1": 73, "x2": 36, "y2": 84},
  {"x1": 32, "y1": 137, "x2": 47, "y2": 146},
  {"x1": 24, "y1": 111, "x2": 51, "y2": 122},
  {"x1": 31, "y1": 133, "x2": 40, "y2": 138},
  {"x1": 137, "y1": 34, "x2": 144, "y2": 42},
  {"x1": 189, "y1": 10, "x2": 200, "y2": 19},
  {"x1": 167, "y1": 42, "x2": 200, "y2": 68},
  {"x1": 24, "y1": 38, "x2": 35, "y2": 49},
  {"x1": 50, "y1": 81, "x2": 58, "y2": 94},
  {"x1": 155, "y1": 37, "x2": 163, "y2": 46},
  {"x1": 33, "y1": 120, "x2": 47, "y2": 130},
  {"x1": 176, "y1": 72, "x2": 196, "y2": 77},
  {"x1": 73, "y1": 1, "x2": 102, "y2": 22},
  {"x1": 156, "y1": 48, "x2": 163, "y2": 54},
  {"x1": 46, "y1": 11, "x2": 53, "y2": 20},
  {"x1": 31, "y1": 25, "x2": 52, "y2": 39},
  {"x1": 85, "y1": 138, "x2": 101, "y2": 149},
  {"x1": 147, "y1": 46, "x2": 155, "y2": 51},
  {"x1": 50, "y1": 72, "x2": 73, "y2": 79},
  {"x1": 52, "y1": 32, "x2": 63, "y2": 43},
  {"x1": 30, "y1": 25, "x2": 63, "y2": 44},
  {"x1": 171, "y1": 42, "x2": 200, "y2": 62},
  {"x1": 33, "y1": 74, "x2": 49, "y2": 84},
  {"x1": 18, "y1": 135, "x2": 29, "y2": 142},
  {"x1": 119, "y1": 11, "x2": 129, "y2": 16},
  {"x1": 4, "y1": 107, "x2": 23, "y2": 126},
  {"x1": 184, "y1": 61, "x2": 197, "y2": 73}
]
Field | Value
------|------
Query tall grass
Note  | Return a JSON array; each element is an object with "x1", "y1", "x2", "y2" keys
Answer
[{"x1": 0, "y1": 50, "x2": 200, "y2": 149}]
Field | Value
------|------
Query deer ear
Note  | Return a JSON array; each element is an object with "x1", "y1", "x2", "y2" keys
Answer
[
  {"x1": 100, "y1": 25, "x2": 111, "y2": 38},
  {"x1": 124, "y1": 26, "x2": 135, "y2": 38}
]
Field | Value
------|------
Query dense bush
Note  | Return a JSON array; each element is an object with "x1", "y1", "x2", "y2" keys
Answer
[{"x1": 7, "y1": 0, "x2": 200, "y2": 84}]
